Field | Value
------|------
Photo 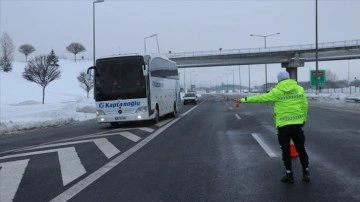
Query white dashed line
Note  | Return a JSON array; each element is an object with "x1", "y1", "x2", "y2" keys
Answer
[
  {"x1": 251, "y1": 133, "x2": 277, "y2": 157},
  {"x1": 234, "y1": 114, "x2": 241, "y2": 120}
]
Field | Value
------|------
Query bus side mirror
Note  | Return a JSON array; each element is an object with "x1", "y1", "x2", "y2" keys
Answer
[
  {"x1": 142, "y1": 65, "x2": 148, "y2": 76},
  {"x1": 87, "y1": 66, "x2": 95, "y2": 74}
]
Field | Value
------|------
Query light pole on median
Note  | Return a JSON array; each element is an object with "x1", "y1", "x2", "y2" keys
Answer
[
  {"x1": 190, "y1": 70, "x2": 195, "y2": 91},
  {"x1": 144, "y1": 34, "x2": 160, "y2": 54},
  {"x1": 315, "y1": 0, "x2": 319, "y2": 94},
  {"x1": 228, "y1": 69, "x2": 235, "y2": 93},
  {"x1": 250, "y1": 32, "x2": 280, "y2": 92},
  {"x1": 248, "y1": 65, "x2": 251, "y2": 93},
  {"x1": 93, "y1": 0, "x2": 104, "y2": 66},
  {"x1": 238, "y1": 65, "x2": 242, "y2": 93}
]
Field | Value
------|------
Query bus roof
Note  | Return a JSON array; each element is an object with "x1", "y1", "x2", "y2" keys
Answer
[{"x1": 96, "y1": 53, "x2": 171, "y2": 61}]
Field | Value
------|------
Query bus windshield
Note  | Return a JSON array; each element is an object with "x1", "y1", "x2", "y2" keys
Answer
[{"x1": 95, "y1": 56, "x2": 146, "y2": 101}]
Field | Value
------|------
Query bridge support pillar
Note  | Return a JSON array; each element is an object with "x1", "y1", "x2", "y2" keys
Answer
[
  {"x1": 281, "y1": 54, "x2": 305, "y2": 81},
  {"x1": 285, "y1": 67, "x2": 298, "y2": 81}
]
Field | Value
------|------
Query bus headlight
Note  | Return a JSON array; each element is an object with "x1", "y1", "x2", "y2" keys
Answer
[
  {"x1": 96, "y1": 110, "x2": 105, "y2": 116},
  {"x1": 136, "y1": 106, "x2": 147, "y2": 113}
]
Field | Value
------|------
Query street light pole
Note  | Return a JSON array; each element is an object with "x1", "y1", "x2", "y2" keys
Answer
[
  {"x1": 93, "y1": 0, "x2": 104, "y2": 66},
  {"x1": 144, "y1": 34, "x2": 160, "y2": 53},
  {"x1": 248, "y1": 65, "x2": 251, "y2": 93},
  {"x1": 315, "y1": 0, "x2": 319, "y2": 94},
  {"x1": 228, "y1": 69, "x2": 235, "y2": 93},
  {"x1": 250, "y1": 32, "x2": 280, "y2": 92},
  {"x1": 190, "y1": 70, "x2": 195, "y2": 91},
  {"x1": 226, "y1": 74, "x2": 229, "y2": 93},
  {"x1": 238, "y1": 65, "x2": 242, "y2": 93},
  {"x1": 155, "y1": 35, "x2": 160, "y2": 54},
  {"x1": 184, "y1": 68, "x2": 186, "y2": 92}
]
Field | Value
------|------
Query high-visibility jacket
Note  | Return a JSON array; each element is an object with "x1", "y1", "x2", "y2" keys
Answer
[{"x1": 240, "y1": 79, "x2": 308, "y2": 128}]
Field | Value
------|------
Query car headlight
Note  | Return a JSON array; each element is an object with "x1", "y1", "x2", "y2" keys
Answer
[
  {"x1": 136, "y1": 106, "x2": 148, "y2": 113},
  {"x1": 96, "y1": 110, "x2": 105, "y2": 116}
]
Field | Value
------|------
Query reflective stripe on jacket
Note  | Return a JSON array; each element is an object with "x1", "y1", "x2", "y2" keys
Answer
[{"x1": 240, "y1": 79, "x2": 308, "y2": 128}]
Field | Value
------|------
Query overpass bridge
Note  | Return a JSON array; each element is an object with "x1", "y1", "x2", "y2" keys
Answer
[{"x1": 167, "y1": 39, "x2": 360, "y2": 81}]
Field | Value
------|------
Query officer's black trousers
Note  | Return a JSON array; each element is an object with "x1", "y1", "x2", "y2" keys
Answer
[{"x1": 277, "y1": 124, "x2": 309, "y2": 172}]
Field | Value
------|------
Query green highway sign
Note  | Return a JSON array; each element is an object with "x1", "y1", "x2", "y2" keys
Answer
[{"x1": 310, "y1": 70, "x2": 326, "y2": 87}]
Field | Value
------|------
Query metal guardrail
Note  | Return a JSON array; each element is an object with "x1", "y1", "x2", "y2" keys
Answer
[{"x1": 167, "y1": 39, "x2": 360, "y2": 58}]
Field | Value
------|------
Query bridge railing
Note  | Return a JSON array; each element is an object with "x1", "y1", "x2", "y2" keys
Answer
[{"x1": 167, "y1": 39, "x2": 360, "y2": 58}]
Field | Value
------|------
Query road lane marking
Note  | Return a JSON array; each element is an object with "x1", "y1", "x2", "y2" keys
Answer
[
  {"x1": 0, "y1": 159, "x2": 29, "y2": 202},
  {"x1": 155, "y1": 119, "x2": 172, "y2": 127},
  {"x1": 57, "y1": 147, "x2": 87, "y2": 186},
  {"x1": 234, "y1": 114, "x2": 241, "y2": 120},
  {"x1": 93, "y1": 139, "x2": 120, "y2": 158},
  {"x1": 2, "y1": 138, "x2": 121, "y2": 159},
  {"x1": 0, "y1": 126, "x2": 152, "y2": 155},
  {"x1": 50, "y1": 106, "x2": 198, "y2": 202},
  {"x1": 138, "y1": 127, "x2": 154, "y2": 133},
  {"x1": 119, "y1": 131, "x2": 141, "y2": 142},
  {"x1": 0, "y1": 147, "x2": 86, "y2": 186},
  {"x1": 251, "y1": 133, "x2": 277, "y2": 157}
]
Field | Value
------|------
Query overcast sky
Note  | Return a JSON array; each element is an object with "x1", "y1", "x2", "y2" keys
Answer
[{"x1": 1, "y1": 0, "x2": 360, "y2": 86}]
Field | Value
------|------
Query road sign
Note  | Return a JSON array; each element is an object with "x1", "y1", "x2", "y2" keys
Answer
[{"x1": 310, "y1": 70, "x2": 326, "y2": 87}]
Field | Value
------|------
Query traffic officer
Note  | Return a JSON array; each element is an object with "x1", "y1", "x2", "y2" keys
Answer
[{"x1": 239, "y1": 71, "x2": 310, "y2": 184}]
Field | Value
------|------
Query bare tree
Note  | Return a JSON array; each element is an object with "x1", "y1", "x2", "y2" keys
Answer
[
  {"x1": 77, "y1": 71, "x2": 94, "y2": 98},
  {"x1": 66, "y1": 42, "x2": 86, "y2": 63},
  {"x1": 19, "y1": 44, "x2": 36, "y2": 61},
  {"x1": 0, "y1": 32, "x2": 15, "y2": 72},
  {"x1": 23, "y1": 51, "x2": 61, "y2": 104},
  {"x1": 326, "y1": 69, "x2": 338, "y2": 88}
]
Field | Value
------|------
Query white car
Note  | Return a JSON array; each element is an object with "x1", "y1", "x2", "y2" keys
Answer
[{"x1": 183, "y1": 93, "x2": 198, "y2": 105}]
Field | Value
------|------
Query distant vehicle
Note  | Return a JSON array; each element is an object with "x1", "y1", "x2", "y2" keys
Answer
[
  {"x1": 87, "y1": 53, "x2": 181, "y2": 126},
  {"x1": 183, "y1": 93, "x2": 198, "y2": 105}
]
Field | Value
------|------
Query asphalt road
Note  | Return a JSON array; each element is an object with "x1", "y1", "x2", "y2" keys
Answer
[{"x1": 1, "y1": 94, "x2": 359, "y2": 202}]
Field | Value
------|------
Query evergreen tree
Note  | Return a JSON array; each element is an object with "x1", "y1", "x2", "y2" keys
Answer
[{"x1": 47, "y1": 49, "x2": 59, "y2": 67}]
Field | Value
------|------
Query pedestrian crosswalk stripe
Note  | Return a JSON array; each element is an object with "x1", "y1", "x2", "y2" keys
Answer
[
  {"x1": 93, "y1": 138, "x2": 120, "y2": 158},
  {"x1": 155, "y1": 119, "x2": 172, "y2": 127},
  {"x1": 0, "y1": 159, "x2": 29, "y2": 202},
  {"x1": 119, "y1": 131, "x2": 141, "y2": 142},
  {"x1": 0, "y1": 147, "x2": 86, "y2": 186}
]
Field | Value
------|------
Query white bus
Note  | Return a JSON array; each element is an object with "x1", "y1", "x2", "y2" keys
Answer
[{"x1": 87, "y1": 53, "x2": 181, "y2": 126}]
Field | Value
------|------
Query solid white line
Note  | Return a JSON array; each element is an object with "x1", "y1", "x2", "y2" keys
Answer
[
  {"x1": 0, "y1": 159, "x2": 29, "y2": 202},
  {"x1": 50, "y1": 108, "x2": 195, "y2": 202},
  {"x1": 93, "y1": 139, "x2": 120, "y2": 159},
  {"x1": 234, "y1": 114, "x2": 241, "y2": 120},
  {"x1": 0, "y1": 147, "x2": 67, "y2": 160},
  {"x1": 251, "y1": 133, "x2": 277, "y2": 157},
  {"x1": 119, "y1": 131, "x2": 141, "y2": 142},
  {"x1": 57, "y1": 147, "x2": 87, "y2": 186},
  {"x1": 2, "y1": 138, "x2": 120, "y2": 159}
]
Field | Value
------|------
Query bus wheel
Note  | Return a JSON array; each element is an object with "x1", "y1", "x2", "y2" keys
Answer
[
  {"x1": 169, "y1": 102, "x2": 177, "y2": 118},
  {"x1": 153, "y1": 107, "x2": 159, "y2": 124}
]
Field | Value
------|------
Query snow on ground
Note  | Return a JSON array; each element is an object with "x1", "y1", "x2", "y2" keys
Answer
[
  {"x1": 0, "y1": 59, "x2": 359, "y2": 135},
  {"x1": 0, "y1": 59, "x2": 96, "y2": 134}
]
